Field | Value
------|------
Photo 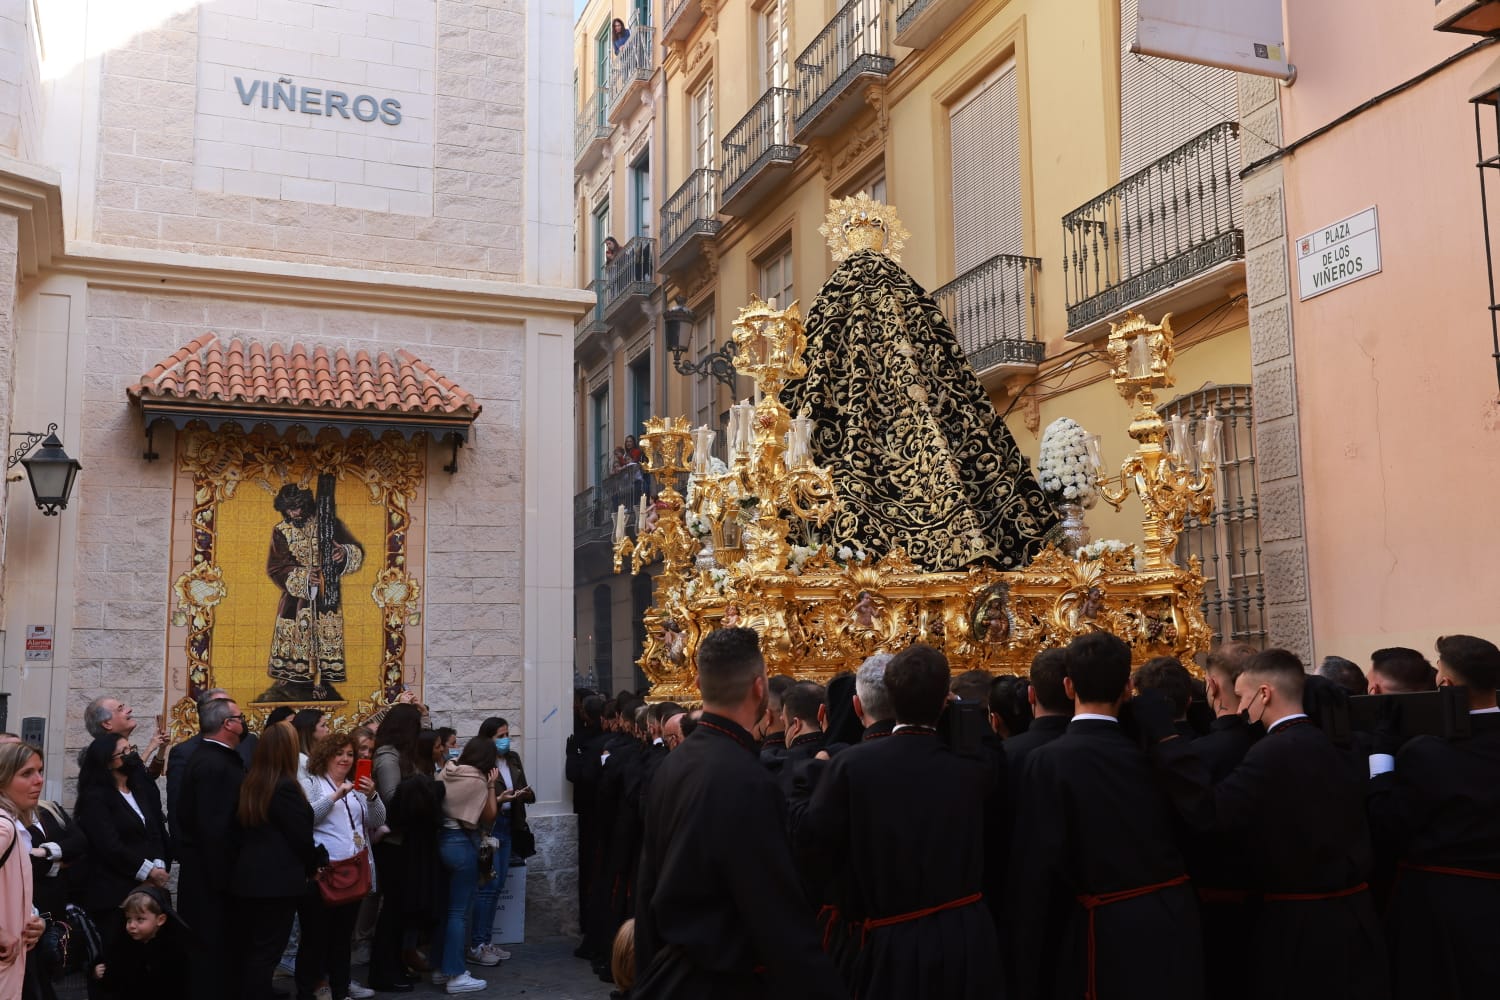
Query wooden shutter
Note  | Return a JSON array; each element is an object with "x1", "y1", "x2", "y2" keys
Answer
[
  {"x1": 1119, "y1": 0, "x2": 1239, "y2": 178},
  {"x1": 950, "y1": 61, "x2": 1022, "y2": 275}
]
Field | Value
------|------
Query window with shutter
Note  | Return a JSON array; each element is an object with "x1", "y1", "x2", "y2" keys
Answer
[
  {"x1": 949, "y1": 60, "x2": 1022, "y2": 276},
  {"x1": 1118, "y1": 0, "x2": 1239, "y2": 177},
  {"x1": 691, "y1": 80, "x2": 715, "y2": 171}
]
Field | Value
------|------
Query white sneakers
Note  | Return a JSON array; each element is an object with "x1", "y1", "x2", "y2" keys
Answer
[
  {"x1": 465, "y1": 944, "x2": 502, "y2": 967},
  {"x1": 345, "y1": 984, "x2": 375, "y2": 999},
  {"x1": 445, "y1": 972, "x2": 487, "y2": 994}
]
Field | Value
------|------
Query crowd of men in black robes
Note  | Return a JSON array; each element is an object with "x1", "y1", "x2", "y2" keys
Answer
[{"x1": 567, "y1": 626, "x2": 1500, "y2": 1000}]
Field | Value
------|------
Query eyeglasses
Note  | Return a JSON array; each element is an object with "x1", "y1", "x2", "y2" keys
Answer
[
  {"x1": 111, "y1": 745, "x2": 139, "y2": 760},
  {"x1": 226, "y1": 715, "x2": 247, "y2": 725}
]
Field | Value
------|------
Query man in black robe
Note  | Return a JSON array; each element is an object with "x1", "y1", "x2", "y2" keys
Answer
[
  {"x1": 756, "y1": 675, "x2": 793, "y2": 757},
  {"x1": 772, "y1": 680, "x2": 828, "y2": 798},
  {"x1": 635, "y1": 627, "x2": 843, "y2": 999},
  {"x1": 175, "y1": 697, "x2": 249, "y2": 997},
  {"x1": 566, "y1": 693, "x2": 605, "y2": 958},
  {"x1": 1367, "y1": 634, "x2": 1500, "y2": 1000},
  {"x1": 1009, "y1": 632, "x2": 1202, "y2": 1000},
  {"x1": 586, "y1": 694, "x2": 646, "y2": 978},
  {"x1": 1001, "y1": 647, "x2": 1071, "y2": 796},
  {"x1": 1147, "y1": 648, "x2": 1388, "y2": 1000},
  {"x1": 799, "y1": 644, "x2": 998, "y2": 1000}
]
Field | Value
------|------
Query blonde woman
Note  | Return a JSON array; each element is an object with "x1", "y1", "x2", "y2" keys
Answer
[{"x1": 0, "y1": 741, "x2": 47, "y2": 996}]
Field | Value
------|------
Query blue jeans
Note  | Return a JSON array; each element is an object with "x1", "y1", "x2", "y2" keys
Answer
[
  {"x1": 469, "y1": 822, "x2": 513, "y2": 948},
  {"x1": 434, "y1": 828, "x2": 480, "y2": 976}
]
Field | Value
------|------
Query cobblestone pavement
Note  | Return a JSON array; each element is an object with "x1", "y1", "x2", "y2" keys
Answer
[
  {"x1": 55, "y1": 937, "x2": 615, "y2": 999},
  {"x1": 349, "y1": 937, "x2": 616, "y2": 998}
]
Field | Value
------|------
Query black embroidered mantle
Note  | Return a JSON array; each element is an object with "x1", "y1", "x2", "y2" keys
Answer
[{"x1": 781, "y1": 249, "x2": 1056, "y2": 571}]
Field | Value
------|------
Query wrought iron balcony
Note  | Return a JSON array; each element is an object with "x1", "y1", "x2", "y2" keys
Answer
[
  {"x1": 609, "y1": 26, "x2": 656, "y2": 125},
  {"x1": 721, "y1": 88, "x2": 800, "y2": 216},
  {"x1": 931, "y1": 254, "x2": 1045, "y2": 376},
  {"x1": 574, "y1": 89, "x2": 611, "y2": 169},
  {"x1": 663, "y1": 0, "x2": 705, "y2": 43},
  {"x1": 794, "y1": 0, "x2": 894, "y2": 141},
  {"x1": 894, "y1": 0, "x2": 977, "y2": 48},
  {"x1": 659, "y1": 168, "x2": 722, "y2": 276},
  {"x1": 575, "y1": 279, "x2": 609, "y2": 365},
  {"x1": 603, "y1": 236, "x2": 657, "y2": 326},
  {"x1": 1062, "y1": 122, "x2": 1243, "y2": 338}
]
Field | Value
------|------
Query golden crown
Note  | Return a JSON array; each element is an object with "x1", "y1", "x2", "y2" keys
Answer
[{"x1": 820, "y1": 193, "x2": 910, "y2": 263}]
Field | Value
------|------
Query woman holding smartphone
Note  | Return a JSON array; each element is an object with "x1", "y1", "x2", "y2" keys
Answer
[
  {"x1": 467, "y1": 717, "x2": 535, "y2": 966},
  {"x1": 298, "y1": 732, "x2": 384, "y2": 1000}
]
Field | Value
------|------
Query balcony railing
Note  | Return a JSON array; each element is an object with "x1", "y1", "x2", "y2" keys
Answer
[
  {"x1": 931, "y1": 254, "x2": 1045, "y2": 373},
  {"x1": 660, "y1": 168, "x2": 722, "y2": 268},
  {"x1": 1062, "y1": 122, "x2": 1243, "y2": 333},
  {"x1": 575, "y1": 278, "x2": 608, "y2": 359},
  {"x1": 664, "y1": 0, "x2": 705, "y2": 42},
  {"x1": 894, "y1": 0, "x2": 976, "y2": 48},
  {"x1": 722, "y1": 87, "x2": 799, "y2": 209},
  {"x1": 794, "y1": 0, "x2": 894, "y2": 138},
  {"x1": 603, "y1": 236, "x2": 656, "y2": 317},
  {"x1": 574, "y1": 89, "x2": 611, "y2": 165},
  {"x1": 575, "y1": 467, "x2": 649, "y2": 550},
  {"x1": 609, "y1": 26, "x2": 656, "y2": 122}
]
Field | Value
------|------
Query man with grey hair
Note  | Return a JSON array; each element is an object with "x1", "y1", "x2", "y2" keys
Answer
[
  {"x1": 166, "y1": 687, "x2": 257, "y2": 826},
  {"x1": 85, "y1": 695, "x2": 169, "y2": 778},
  {"x1": 854, "y1": 652, "x2": 896, "y2": 740}
]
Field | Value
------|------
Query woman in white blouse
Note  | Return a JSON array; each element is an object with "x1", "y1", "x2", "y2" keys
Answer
[{"x1": 295, "y1": 731, "x2": 384, "y2": 1000}]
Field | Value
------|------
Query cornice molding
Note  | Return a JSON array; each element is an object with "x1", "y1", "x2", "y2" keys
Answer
[{"x1": 0, "y1": 155, "x2": 66, "y2": 280}]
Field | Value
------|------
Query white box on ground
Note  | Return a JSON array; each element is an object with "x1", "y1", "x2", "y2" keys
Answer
[{"x1": 490, "y1": 861, "x2": 526, "y2": 945}]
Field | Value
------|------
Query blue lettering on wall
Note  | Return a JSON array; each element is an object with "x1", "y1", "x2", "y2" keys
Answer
[{"x1": 230, "y1": 77, "x2": 404, "y2": 127}]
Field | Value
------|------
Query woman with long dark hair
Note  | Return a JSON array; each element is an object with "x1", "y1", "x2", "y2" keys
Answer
[
  {"x1": 297, "y1": 732, "x2": 384, "y2": 1000},
  {"x1": 292, "y1": 709, "x2": 331, "y2": 780},
  {"x1": 232, "y1": 723, "x2": 323, "y2": 1000},
  {"x1": 74, "y1": 731, "x2": 171, "y2": 998},
  {"x1": 610, "y1": 16, "x2": 629, "y2": 53},
  {"x1": 431, "y1": 737, "x2": 499, "y2": 993},
  {"x1": 368, "y1": 703, "x2": 431, "y2": 991},
  {"x1": 466, "y1": 717, "x2": 534, "y2": 966}
]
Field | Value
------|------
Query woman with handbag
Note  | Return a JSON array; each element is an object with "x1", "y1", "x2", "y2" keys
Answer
[
  {"x1": 20, "y1": 787, "x2": 87, "y2": 999},
  {"x1": 1, "y1": 742, "x2": 48, "y2": 999},
  {"x1": 431, "y1": 738, "x2": 503, "y2": 995},
  {"x1": 297, "y1": 732, "x2": 383, "y2": 1000},
  {"x1": 232, "y1": 723, "x2": 325, "y2": 1000},
  {"x1": 466, "y1": 718, "x2": 535, "y2": 967},
  {"x1": 74, "y1": 733, "x2": 171, "y2": 1000}
]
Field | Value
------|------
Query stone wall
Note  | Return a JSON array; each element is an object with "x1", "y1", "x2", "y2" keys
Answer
[
  {"x1": 523, "y1": 812, "x2": 580, "y2": 937},
  {"x1": 0, "y1": 0, "x2": 43, "y2": 161},
  {"x1": 93, "y1": 0, "x2": 527, "y2": 279},
  {"x1": 0, "y1": 214, "x2": 16, "y2": 621}
]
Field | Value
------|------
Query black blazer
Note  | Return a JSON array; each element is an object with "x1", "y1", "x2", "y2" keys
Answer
[
  {"x1": 74, "y1": 773, "x2": 171, "y2": 911},
  {"x1": 175, "y1": 739, "x2": 246, "y2": 892},
  {"x1": 231, "y1": 778, "x2": 322, "y2": 899},
  {"x1": 24, "y1": 801, "x2": 88, "y2": 915},
  {"x1": 167, "y1": 732, "x2": 256, "y2": 841},
  {"x1": 501, "y1": 752, "x2": 536, "y2": 837}
]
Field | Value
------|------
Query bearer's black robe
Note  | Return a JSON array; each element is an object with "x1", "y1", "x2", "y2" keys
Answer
[
  {"x1": 799, "y1": 728, "x2": 998, "y2": 1000},
  {"x1": 1368, "y1": 711, "x2": 1500, "y2": 1000},
  {"x1": 584, "y1": 733, "x2": 643, "y2": 962},
  {"x1": 1001, "y1": 713, "x2": 1068, "y2": 801},
  {"x1": 1009, "y1": 718, "x2": 1202, "y2": 1000},
  {"x1": 635, "y1": 713, "x2": 844, "y2": 1000},
  {"x1": 1153, "y1": 717, "x2": 1389, "y2": 1000}
]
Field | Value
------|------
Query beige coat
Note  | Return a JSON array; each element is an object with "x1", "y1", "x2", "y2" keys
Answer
[{"x1": 0, "y1": 810, "x2": 34, "y2": 999}]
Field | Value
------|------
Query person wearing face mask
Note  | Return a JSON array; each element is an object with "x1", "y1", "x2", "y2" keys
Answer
[
  {"x1": 437, "y1": 727, "x2": 460, "y2": 763},
  {"x1": 467, "y1": 718, "x2": 534, "y2": 968},
  {"x1": 1145, "y1": 648, "x2": 1389, "y2": 1000},
  {"x1": 634, "y1": 627, "x2": 844, "y2": 999},
  {"x1": 74, "y1": 732, "x2": 172, "y2": 1000}
]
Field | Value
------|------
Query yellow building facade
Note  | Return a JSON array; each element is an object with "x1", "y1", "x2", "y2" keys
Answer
[{"x1": 574, "y1": 0, "x2": 1289, "y2": 690}]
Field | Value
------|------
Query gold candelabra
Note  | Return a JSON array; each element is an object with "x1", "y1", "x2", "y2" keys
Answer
[
  {"x1": 1091, "y1": 312, "x2": 1221, "y2": 572},
  {"x1": 612, "y1": 416, "x2": 700, "y2": 612}
]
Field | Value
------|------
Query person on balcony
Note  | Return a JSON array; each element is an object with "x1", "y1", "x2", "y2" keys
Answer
[
  {"x1": 611, "y1": 18, "x2": 629, "y2": 54},
  {"x1": 603, "y1": 236, "x2": 620, "y2": 267}
]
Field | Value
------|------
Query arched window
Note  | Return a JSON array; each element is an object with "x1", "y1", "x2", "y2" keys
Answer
[{"x1": 1159, "y1": 385, "x2": 1266, "y2": 647}]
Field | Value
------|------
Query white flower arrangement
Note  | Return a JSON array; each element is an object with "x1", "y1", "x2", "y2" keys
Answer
[
  {"x1": 785, "y1": 541, "x2": 868, "y2": 576},
  {"x1": 686, "y1": 566, "x2": 733, "y2": 600},
  {"x1": 1077, "y1": 538, "x2": 1131, "y2": 561},
  {"x1": 1037, "y1": 417, "x2": 1099, "y2": 509},
  {"x1": 787, "y1": 544, "x2": 818, "y2": 575},
  {"x1": 685, "y1": 510, "x2": 712, "y2": 539}
]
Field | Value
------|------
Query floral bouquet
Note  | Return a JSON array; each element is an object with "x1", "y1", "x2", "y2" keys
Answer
[{"x1": 1037, "y1": 417, "x2": 1098, "y2": 509}]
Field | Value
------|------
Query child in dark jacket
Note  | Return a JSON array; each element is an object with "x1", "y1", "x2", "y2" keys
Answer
[{"x1": 92, "y1": 884, "x2": 189, "y2": 1000}]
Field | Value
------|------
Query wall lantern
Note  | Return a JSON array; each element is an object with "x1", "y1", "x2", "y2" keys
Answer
[
  {"x1": 7, "y1": 425, "x2": 82, "y2": 516},
  {"x1": 664, "y1": 297, "x2": 738, "y2": 389}
]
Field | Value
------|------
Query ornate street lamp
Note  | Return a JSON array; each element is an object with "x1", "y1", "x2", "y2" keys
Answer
[
  {"x1": 664, "y1": 297, "x2": 738, "y2": 389},
  {"x1": 8, "y1": 425, "x2": 82, "y2": 516}
]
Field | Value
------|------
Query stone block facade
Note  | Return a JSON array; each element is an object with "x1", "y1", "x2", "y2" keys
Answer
[{"x1": 93, "y1": 0, "x2": 526, "y2": 279}]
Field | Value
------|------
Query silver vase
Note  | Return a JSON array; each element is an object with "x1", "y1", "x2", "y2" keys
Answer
[{"x1": 1051, "y1": 501, "x2": 1091, "y2": 557}]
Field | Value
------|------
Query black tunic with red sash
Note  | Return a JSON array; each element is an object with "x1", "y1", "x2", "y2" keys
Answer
[
  {"x1": 1152, "y1": 717, "x2": 1389, "y2": 1000},
  {"x1": 1010, "y1": 717, "x2": 1202, "y2": 1000},
  {"x1": 635, "y1": 713, "x2": 844, "y2": 1000},
  {"x1": 799, "y1": 727, "x2": 999, "y2": 1000},
  {"x1": 1368, "y1": 711, "x2": 1500, "y2": 1000}
]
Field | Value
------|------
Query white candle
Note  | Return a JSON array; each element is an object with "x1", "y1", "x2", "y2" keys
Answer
[
  {"x1": 1198, "y1": 408, "x2": 1222, "y2": 467},
  {"x1": 637, "y1": 493, "x2": 649, "y2": 532},
  {"x1": 614, "y1": 504, "x2": 626, "y2": 543}
]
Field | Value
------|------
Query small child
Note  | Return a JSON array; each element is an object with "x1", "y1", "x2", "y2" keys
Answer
[{"x1": 92, "y1": 884, "x2": 189, "y2": 1000}]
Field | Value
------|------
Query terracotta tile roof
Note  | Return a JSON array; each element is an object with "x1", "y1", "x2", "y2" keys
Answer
[{"x1": 129, "y1": 332, "x2": 481, "y2": 421}]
